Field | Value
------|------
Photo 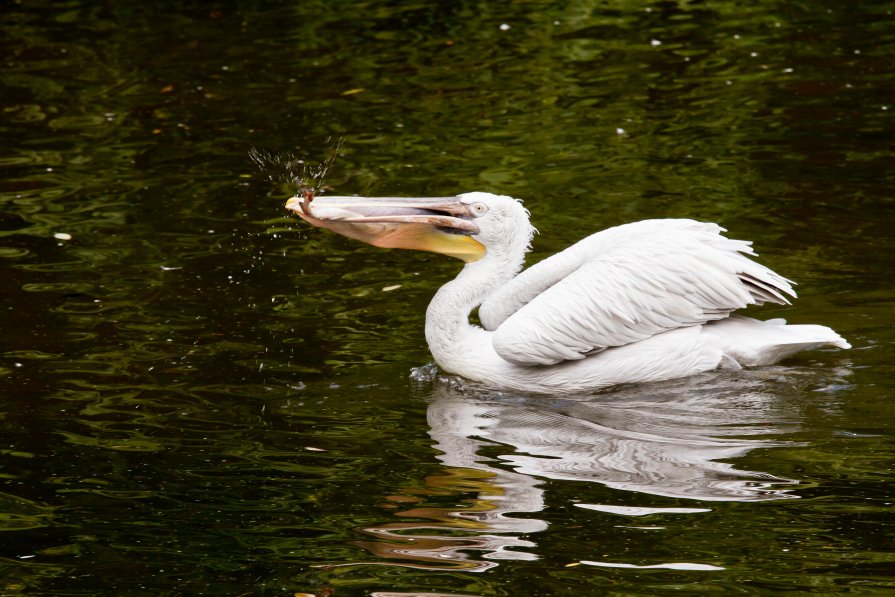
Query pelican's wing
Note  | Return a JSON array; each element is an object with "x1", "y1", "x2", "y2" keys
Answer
[{"x1": 479, "y1": 219, "x2": 795, "y2": 366}]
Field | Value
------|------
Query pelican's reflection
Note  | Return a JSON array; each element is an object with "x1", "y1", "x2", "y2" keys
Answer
[
  {"x1": 438, "y1": 380, "x2": 801, "y2": 502},
  {"x1": 354, "y1": 368, "x2": 847, "y2": 571}
]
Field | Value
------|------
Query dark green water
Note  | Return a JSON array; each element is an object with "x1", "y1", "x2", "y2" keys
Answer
[{"x1": 2, "y1": 1, "x2": 893, "y2": 595}]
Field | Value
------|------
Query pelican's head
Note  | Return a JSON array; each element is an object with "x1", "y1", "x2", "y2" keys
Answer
[{"x1": 285, "y1": 191, "x2": 533, "y2": 262}]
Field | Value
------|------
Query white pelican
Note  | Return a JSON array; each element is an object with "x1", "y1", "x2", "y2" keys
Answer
[{"x1": 286, "y1": 192, "x2": 849, "y2": 393}]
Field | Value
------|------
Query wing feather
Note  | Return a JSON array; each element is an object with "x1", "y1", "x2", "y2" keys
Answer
[{"x1": 480, "y1": 219, "x2": 795, "y2": 366}]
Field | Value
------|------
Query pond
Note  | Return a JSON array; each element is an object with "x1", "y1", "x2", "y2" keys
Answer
[{"x1": 1, "y1": 1, "x2": 893, "y2": 595}]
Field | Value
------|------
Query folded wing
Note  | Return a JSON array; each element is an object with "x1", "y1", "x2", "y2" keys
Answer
[{"x1": 478, "y1": 219, "x2": 795, "y2": 366}]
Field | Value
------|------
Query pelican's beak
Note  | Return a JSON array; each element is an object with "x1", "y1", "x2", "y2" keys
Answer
[{"x1": 285, "y1": 195, "x2": 486, "y2": 262}]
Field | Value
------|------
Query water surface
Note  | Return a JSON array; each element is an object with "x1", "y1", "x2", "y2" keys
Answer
[{"x1": 1, "y1": 1, "x2": 893, "y2": 595}]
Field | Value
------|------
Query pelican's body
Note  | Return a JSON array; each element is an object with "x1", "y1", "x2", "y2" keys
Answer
[{"x1": 287, "y1": 192, "x2": 848, "y2": 393}]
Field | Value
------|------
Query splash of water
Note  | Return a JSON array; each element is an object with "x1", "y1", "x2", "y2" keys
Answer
[
  {"x1": 241, "y1": 138, "x2": 345, "y2": 271},
  {"x1": 249, "y1": 136, "x2": 345, "y2": 198}
]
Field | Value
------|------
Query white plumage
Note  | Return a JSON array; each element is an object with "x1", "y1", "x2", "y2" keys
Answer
[
  {"x1": 287, "y1": 191, "x2": 850, "y2": 393},
  {"x1": 480, "y1": 218, "x2": 795, "y2": 365}
]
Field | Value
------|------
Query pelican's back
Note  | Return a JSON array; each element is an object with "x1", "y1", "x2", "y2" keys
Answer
[{"x1": 479, "y1": 219, "x2": 798, "y2": 366}]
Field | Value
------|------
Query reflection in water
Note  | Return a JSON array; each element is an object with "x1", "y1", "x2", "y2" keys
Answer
[
  {"x1": 353, "y1": 369, "x2": 839, "y2": 571},
  {"x1": 453, "y1": 385, "x2": 803, "y2": 503},
  {"x1": 350, "y1": 466, "x2": 542, "y2": 571}
]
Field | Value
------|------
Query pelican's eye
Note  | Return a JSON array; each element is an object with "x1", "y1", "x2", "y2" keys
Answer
[{"x1": 469, "y1": 202, "x2": 489, "y2": 217}]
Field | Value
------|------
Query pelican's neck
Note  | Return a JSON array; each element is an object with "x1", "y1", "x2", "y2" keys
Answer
[{"x1": 425, "y1": 250, "x2": 523, "y2": 361}]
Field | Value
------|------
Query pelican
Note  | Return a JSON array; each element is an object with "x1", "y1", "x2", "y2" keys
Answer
[{"x1": 285, "y1": 192, "x2": 849, "y2": 393}]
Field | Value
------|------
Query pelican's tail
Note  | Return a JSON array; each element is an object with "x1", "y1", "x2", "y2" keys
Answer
[{"x1": 704, "y1": 316, "x2": 850, "y2": 369}]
